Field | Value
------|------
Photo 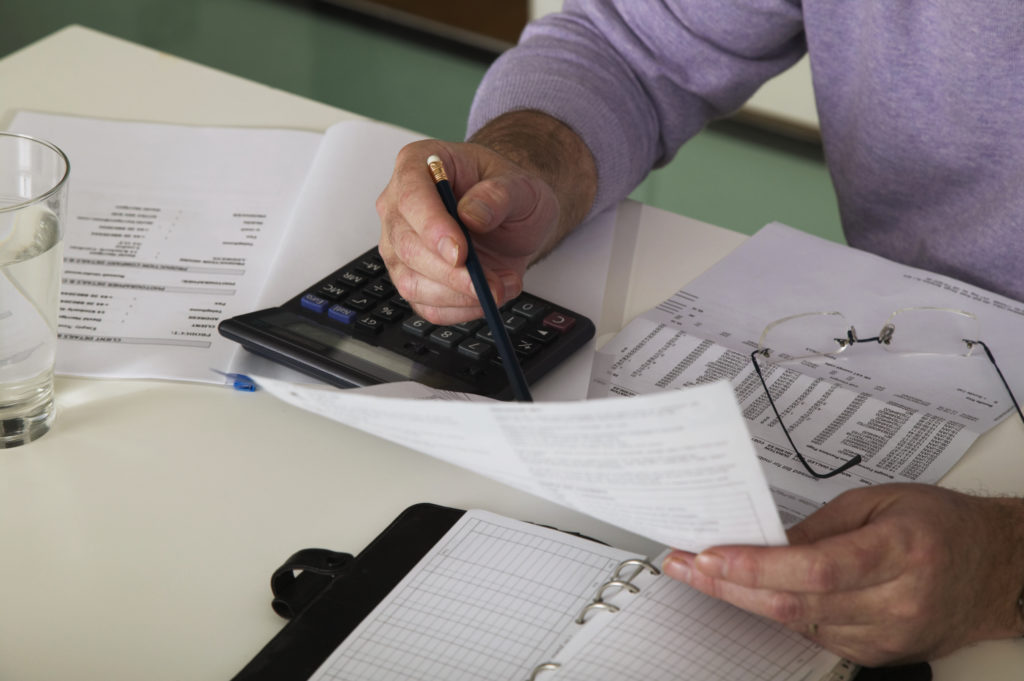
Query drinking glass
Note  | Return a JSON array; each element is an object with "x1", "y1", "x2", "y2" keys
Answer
[{"x1": 0, "y1": 132, "x2": 69, "y2": 447}]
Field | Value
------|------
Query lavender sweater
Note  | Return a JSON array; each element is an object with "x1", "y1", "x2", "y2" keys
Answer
[{"x1": 468, "y1": 0, "x2": 1024, "y2": 302}]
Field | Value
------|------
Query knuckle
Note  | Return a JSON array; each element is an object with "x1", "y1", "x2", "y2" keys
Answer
[
  {"x1": 701, "y1": 578, "x2": 728, "y2": 603},
  {"x1": 476, "y1": 176, "x2": 512, "y2": 208},
  {"x1": 397, "y1": 139, "x2": 431, "y2": 163},
  {"x1": 389, "y1": 263, "x2": 421, "y2": 303},
  {"x1": 727, "y1": 552, "x2": 762, "y2": 587},
  {"x1": 391, "y1": 229, "x2": 424, "y2": 268},
  {"x1": 888, "y1": 593, "x2": 929, "y2": 623},
  {"x1": 394, "y1": 182, "x2": 420, "y2": 217},
  {"x1": 912, "y1": 532, "x2": 947, "y2": 568},
  {"x1": 377, "y1": 237, "x2": 396, "y2": 268},
  {"x1": 766, "y1": 591, "x2": 804, "y2": 623},
  {"x1": 375, "y1": 188, "x2": 390, "y2": 219},
  {"x1": 444, "y1": 264, "x2": 470, "y2": 293},
  {"x1": 805, "y1": 553, "x2": 842, "y2": 591},
  {"x1": 684, "y1": 570, "x2": 721, "y2": 600}
]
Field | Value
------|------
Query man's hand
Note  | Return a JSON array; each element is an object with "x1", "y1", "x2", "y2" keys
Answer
[
  {"x1": 376, "y1": 111, "x2": 596, "y2": 325},
  {"x1": 662, "y1": 484, "x2": 1024, "y2": 666}
]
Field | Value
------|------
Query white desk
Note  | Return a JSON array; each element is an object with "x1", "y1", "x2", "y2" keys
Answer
[{"x1": 1, "y1": 25, "x2": 1021, "y2": 681}]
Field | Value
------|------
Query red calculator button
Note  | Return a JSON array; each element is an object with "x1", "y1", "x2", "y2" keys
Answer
[{"x1": 542, "y1": 311, "x2": 576, "y2": 332}]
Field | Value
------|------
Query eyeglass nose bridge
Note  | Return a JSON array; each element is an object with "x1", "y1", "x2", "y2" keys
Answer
[
  {"x1": 838, "y1": 327, "x2": 858, "y2": 347},
  {"x1": 837, "y1": 323, "x2": 895, "y2": 348}
]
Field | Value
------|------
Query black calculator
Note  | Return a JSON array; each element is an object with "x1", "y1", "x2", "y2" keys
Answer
[{"x1": 218, "y1": 246, "x2": 595, "y2": 400}]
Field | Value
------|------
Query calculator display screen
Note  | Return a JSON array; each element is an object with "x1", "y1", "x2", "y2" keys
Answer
[{"x1": 281, "y1": 319, "x2": 458, "y2": 388}]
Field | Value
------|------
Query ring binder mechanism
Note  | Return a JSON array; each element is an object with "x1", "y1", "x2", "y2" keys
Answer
[
  {"x1": 527, "y1": 662, "x2": 561, "y2": 680},
  {"x1": 594, "y1": 579, "x2": 639, "y2": 601},
  {"x1": 613, "y1": 558, "x2": 660, "y2": 581},
  {"x1": 575, "y1": 600, "x2": 619, "y2": 624},
  {"x1": 574, "y1": 558, "x2": 661, "y2": 624},
  {"x1": 233, "y1": 504, "x2": 910, "y2": 681}
]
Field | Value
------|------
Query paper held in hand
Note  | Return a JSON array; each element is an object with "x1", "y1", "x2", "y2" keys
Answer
[{"x1": 254, "y1": 375, "x2": 787, "y2": 553}]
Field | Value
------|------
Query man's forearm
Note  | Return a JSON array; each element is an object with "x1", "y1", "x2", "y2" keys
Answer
[
  {"x1": 981, "y1": 495, "x2": 1024, "y2": 640},
  {"x1": 469, "y1": 110, "x2": 598, "y2": 260}
]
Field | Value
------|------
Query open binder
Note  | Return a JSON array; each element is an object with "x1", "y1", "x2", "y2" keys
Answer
[{"x1": 232, "y1": 504, "x2": 929, "y2": 681}]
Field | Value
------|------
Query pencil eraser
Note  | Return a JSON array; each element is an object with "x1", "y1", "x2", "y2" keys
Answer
[{"x1": 427, "y1": 154, "x2": 441, "y2": 165}]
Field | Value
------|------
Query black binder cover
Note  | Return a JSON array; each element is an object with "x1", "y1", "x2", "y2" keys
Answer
[
  {"x1": 232, "y1": 503, "x2": 930, "y2": 681},
  {"x1": 232, "y1": 503, "x2": 464, "y2": 681}
]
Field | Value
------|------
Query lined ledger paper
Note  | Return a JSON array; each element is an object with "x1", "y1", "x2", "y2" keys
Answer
[
  {"x1": 549, "y1": 551, "x2": 839, "y2": 681},
  {"x1": 309, "y1": 511, "x2": 640, "y2": 681},
  {"x1": 307, "y1": 512, "x2": 844, "y2": 681}
]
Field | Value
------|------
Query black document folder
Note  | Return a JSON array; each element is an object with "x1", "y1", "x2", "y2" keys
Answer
[
  {"x1": 233, "y1": 503, "x2": 464, "y2": 681},
  {"x1": 233, "y1": 503, "x2": 929, "y2": 681}
]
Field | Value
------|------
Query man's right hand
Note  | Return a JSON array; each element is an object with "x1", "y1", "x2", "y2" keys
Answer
[{"x1": 376, "y1": 111, "x2": 597, "y2": 325}]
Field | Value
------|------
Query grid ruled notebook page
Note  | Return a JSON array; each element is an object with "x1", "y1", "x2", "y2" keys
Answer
[
  {"x1": 550, "y1": 550, "x2": 843, "y2": 681},
  {"x1": 307, "y1": 510, "x2": 641, "y2": 681}
]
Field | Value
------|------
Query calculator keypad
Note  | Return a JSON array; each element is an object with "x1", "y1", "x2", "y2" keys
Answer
[{"x1": 284, "y1": 247, "x2": 591, "y2": 397}]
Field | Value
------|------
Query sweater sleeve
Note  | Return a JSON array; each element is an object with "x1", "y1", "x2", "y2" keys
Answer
[{"x1": 468, "y1": 0, "x2": 808, "y2": 216}]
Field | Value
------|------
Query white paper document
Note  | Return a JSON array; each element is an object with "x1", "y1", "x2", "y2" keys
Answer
[
  {"x1": 7, "y1": 111, "x2": 323, "y2": 380},
  {"x1": 254, "y1": 375, "x2": 787, "y2": 552},
  {"x1": 590, "y1": 222, "x2": 1024, "y2": 521},
  {"x1": 6, "y1": 112, "x2": 615, "y2": 400}
]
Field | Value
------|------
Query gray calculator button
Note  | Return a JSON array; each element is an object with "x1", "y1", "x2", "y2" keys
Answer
[
  {"x1": 403, "y1": 316, "x2": 435, "y2": 336},
  {"x1": 458, "y1": 338, "x2": 493, "y2": 360},
  {"x1": 429, "y1": 327, "x2": 464, "y2": 349},
  {"x1": 511, "y1": 298, "x2": 547, "y2": 319},
  {"x1": 501, "y1": 314, "x2": 527, "y2": 334}
]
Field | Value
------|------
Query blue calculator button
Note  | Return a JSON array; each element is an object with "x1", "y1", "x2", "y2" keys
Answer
[
  {"x1": 301, "y1": 293, "x2": 330, "y2": 313},
  {"x1": 328, "y1": 304, "x2": 357, "y2": 323}
]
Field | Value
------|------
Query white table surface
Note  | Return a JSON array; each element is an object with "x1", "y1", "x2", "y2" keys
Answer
[{"x1": 1, "y1": 25, "x2": 1021, "y2": 681}]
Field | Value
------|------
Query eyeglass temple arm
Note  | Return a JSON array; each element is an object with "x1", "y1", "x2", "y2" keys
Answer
[
  {"x1": 970, "y1": 340, "x2": 1024, "y2": 424},
  {"x1": 750, "y1": 351, "x2": 862, "y2": 479}
]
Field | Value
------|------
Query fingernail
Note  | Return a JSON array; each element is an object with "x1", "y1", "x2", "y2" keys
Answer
[
  {"x1": 439, "y1": 236, "x2": 459, "y2": 266},
  {"x1": 460, "y1": 198, "x2": 492, "y2": 226},
  {"x1": 499, "y1": 272, "x2": 521, "y2": 301},
  {"x1": 695, "y1": 551, "x2": 726, "y2": 578},
  {"x1": 662, "y1": 554, "x2": 692, "y2": 582}
]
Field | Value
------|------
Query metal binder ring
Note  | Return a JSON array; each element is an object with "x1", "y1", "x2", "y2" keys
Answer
[
  {"x1": 613, "y1": 558, "x2": 660, "y2": 583},
  {"x1": 575, "y1": 600, "x2": 620, "y2": 625},
  {"x1": 594, "y1": 579, "x2": 640, "y2": 603},
  {"x1": 527, "y1": 662, "x2": 561, "y2": 680}
]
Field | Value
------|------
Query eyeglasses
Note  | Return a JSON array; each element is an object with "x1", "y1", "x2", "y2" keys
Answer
[{"x1": 750, "y1": 307, "x2": 1024, "y2": 479}]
